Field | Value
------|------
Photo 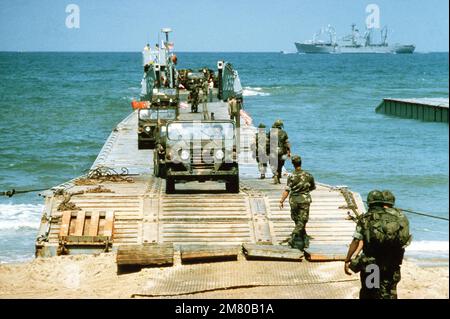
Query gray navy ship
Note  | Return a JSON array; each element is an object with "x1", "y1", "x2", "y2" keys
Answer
[{"x1": 295, "y1": 24, "x2": 415, "y2": 54}]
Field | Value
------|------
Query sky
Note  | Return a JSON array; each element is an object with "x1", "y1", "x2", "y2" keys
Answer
[{"x1": 0, "y1": 0, "x2": 448, "y2": 52}]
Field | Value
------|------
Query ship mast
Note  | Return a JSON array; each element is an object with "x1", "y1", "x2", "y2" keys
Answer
[
  {"x1": 326, "y1": 24, "x2": 336, "y2": 45},
  {"x1": 351, "y1": 24, "x2": 358, "y2": 46},
  {"x1": 161, "y1": 28, "x2": 175, "y2": 88},
  {"x1": 381, "y1": 26, "x2": 388, "y2": 46}
]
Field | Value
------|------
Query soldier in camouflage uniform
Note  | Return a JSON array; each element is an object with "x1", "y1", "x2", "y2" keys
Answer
[
  {"x1": 269, "y1": 119, "x2": 290, "y2": 184},
  {"x1": 344, "y1": 190, "x2": 411, "y2": 299},
  {"x1": 188, "y1": 85, "x2": 200, "y2": 113},
  {"x1": 279, "y1": 155, "x2": 316, "y2": 250},
  {"x1": 251, "y1": 123, "x2": 268, "y2": 179}
]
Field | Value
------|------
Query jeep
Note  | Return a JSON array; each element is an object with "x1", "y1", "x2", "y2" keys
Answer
[
  {"x1": 138, "y1": 107, "x2": 177, "y2": 149},
  {"x1": 155, "y1": 120, "x2": 239, "y2": 194}
]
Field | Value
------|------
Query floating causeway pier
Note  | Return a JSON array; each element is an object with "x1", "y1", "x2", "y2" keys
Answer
[
  {"x1": 36, "y1": 99, "x2": 365, "y2": 264},
  {"x1": 376, "y1": 97, "x2": 449, "y2": 123}
]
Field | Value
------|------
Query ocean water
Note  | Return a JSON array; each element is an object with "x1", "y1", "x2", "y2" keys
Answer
[{"x1": 0, "y1": 52, "x2": 448, "y2": 263}]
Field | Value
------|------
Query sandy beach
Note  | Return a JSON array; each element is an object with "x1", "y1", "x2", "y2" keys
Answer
[{"x1": 0, "y1": 253, "x2": 447, "y2": 299}]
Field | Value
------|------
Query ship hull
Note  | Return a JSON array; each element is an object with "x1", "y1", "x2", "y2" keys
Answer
[{"x1": 294, "y1": 42, "x2": 336, "y2": 54}]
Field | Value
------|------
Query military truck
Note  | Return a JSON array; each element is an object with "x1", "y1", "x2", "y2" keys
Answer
[
  {"x1": 137, "y1": 88, "x2": 179, "y2": 149},
  {"x1": 154, "y1": 120, "x2": 239, "y2": 194}
]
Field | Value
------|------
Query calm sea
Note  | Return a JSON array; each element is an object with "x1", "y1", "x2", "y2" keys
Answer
[{"x1": 0, "y1": 52, "x2": 448, "y2": 263}]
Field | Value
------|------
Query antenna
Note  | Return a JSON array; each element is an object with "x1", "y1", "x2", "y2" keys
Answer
[{"x1": 161, "y1": 28, "x2": 172, "y2": 45}]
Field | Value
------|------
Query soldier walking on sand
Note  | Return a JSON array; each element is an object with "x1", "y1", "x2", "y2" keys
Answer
[
  {"x1": 279, "y1": 155, "x2": 316, "y2": 251},
  {"x1": 344, "y1": 190, "x2": 412, "y2": 299}
]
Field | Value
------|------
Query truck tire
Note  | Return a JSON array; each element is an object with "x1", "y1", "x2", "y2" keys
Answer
[
  {"x1": 153, "y1": 157, "x2": 159, "y2": 177},
  {"x1": 138, "y1": 138, "x2": 145, "y2": 150},
  {"x1": 138, "y1": 139, "x2": 154, "y2": 150},
  {"x1": 166, "y1": 177, "x2": 175, "y2": 194},
  {"x1": 226, "y1": 176, "x2": 239, "y2": 193},
  {"x1": 159, "y1": 164, "x2": 167, "y2": 178}
]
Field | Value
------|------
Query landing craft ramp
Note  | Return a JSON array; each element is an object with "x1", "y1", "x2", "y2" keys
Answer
[{"x1": 36, "y1": 100, "x2": 365, "y2": 263}]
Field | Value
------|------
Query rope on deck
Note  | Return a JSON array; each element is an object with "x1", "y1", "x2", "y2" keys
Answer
[{"x1": 362, "y1": 201, "x2": 449, "y2": 221}]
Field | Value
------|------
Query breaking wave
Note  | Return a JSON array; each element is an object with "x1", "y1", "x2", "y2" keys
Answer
[
  {"x1": 405, "y1": 240, "x2": 449, "y2": 260},
  {"x1": 406, "y1": 240, "x2": 449, "y2": 252},
  {"x1": 242, "y1": 87, "x2": 270, "y2": 97},
  {"x1": 0, "y1": 204, "x2": 43, "y2": 230}
]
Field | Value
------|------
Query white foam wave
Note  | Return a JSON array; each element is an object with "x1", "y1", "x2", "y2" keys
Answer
[
  {"x1": 406, "y1": 240, "x2": 449, "y2": 252},
  {"x1": 0, "y1": 253, "x2": 34, "y2": 264},
  {"x1": 242, "y1": 87, "x2": 270, "y2": 97},
  {"x1": 0, "y1": 204, "x2": 43, "y2": 230}
]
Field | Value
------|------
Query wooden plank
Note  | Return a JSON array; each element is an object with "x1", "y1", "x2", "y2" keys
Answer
[
  {"x1": 60, "y1": 235, "x2": 110, "y2": 244},
  {"x1": 180, "y1": 245, "x2": 239, "y2": 263},
  {"x1": 73, "y1": 211, "x2": 86, "y2": 236},
  {"x1": 59, "y1": 211, "x2": 72, "y2": 237},
  {"x1": 242, "y1": 243, "x2": 303, "y2": 261},
  {"x1": 116, "y1": 243, "x2": 174, "y2": 266},
  {"x1": 103, "y1": 211, "x2": 114, "y2": 237},
  {"x1": 306, "y1": 253, "x2": 347, "y2": 262},
  {"x1": 88, "y1": 211, "x2": 100, "y2": 236},
  {"x1": 304, "y1": 244, "x2": 349, "y2": 262}
]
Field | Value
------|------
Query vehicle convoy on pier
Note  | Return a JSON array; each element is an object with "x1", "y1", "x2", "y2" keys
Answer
[{"x1": 33, "y1": 29, "x2": 365, "y2": 278}]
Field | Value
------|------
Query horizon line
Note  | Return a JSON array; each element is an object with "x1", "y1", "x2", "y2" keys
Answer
[{"x1": 0, "y1": 50, "x2": 449, "y2": 54}]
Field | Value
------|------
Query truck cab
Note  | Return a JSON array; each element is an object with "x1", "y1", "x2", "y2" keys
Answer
[{"x1": 154, "y1": 120, "x2": 239, "y2": 194}]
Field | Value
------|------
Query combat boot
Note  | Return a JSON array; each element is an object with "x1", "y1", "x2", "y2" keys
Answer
[{"x1": 273, "y1": 175, "x2": 279, "y2": 184}]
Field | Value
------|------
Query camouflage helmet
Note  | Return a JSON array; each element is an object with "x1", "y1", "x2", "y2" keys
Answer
[
  {"x1": 291, "y1": 155, "x2": 302, "y2": 166},
  {"x1": 366, "y1": 189, "x2": 384, "y2": 206},
  {"x1": 381, "y1": 190, "x2": 396, "y2": 206},
  {"x1": 272, "y1": 119, "x2": 284, "y2": 128},
  {"x1": 258, "y1": 123, "x2": 266, "y2": 128}
]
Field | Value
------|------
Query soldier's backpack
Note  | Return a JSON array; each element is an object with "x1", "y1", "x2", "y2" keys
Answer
[
  {"x1": 363, "y1": 207, "x2": 411, "y2": 253},
  {"x1": 272, "y1": 129, "x2": 288, "y2": 156}
]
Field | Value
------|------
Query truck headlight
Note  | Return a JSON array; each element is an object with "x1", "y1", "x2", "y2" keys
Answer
[
  {"x1": 180, "y1": 150, "x2": 190, "y2": 161},
  {"x1": 144, "y1": 126, "x2": 151, "y2": 132},
  {"x1": 215, "y1": 150, "x2": 224, "y2": 160}
]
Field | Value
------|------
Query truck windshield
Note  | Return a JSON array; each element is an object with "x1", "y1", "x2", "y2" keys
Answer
[
  {"x1": 167, "y1": 122, "x2": 235, "y2": 141},
  {"x1": 139, "y1": 109, "x2": 176, "y2": 120},
  {"x1": 156, "y1": 88, "x2": 177, "y2": 96}
]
